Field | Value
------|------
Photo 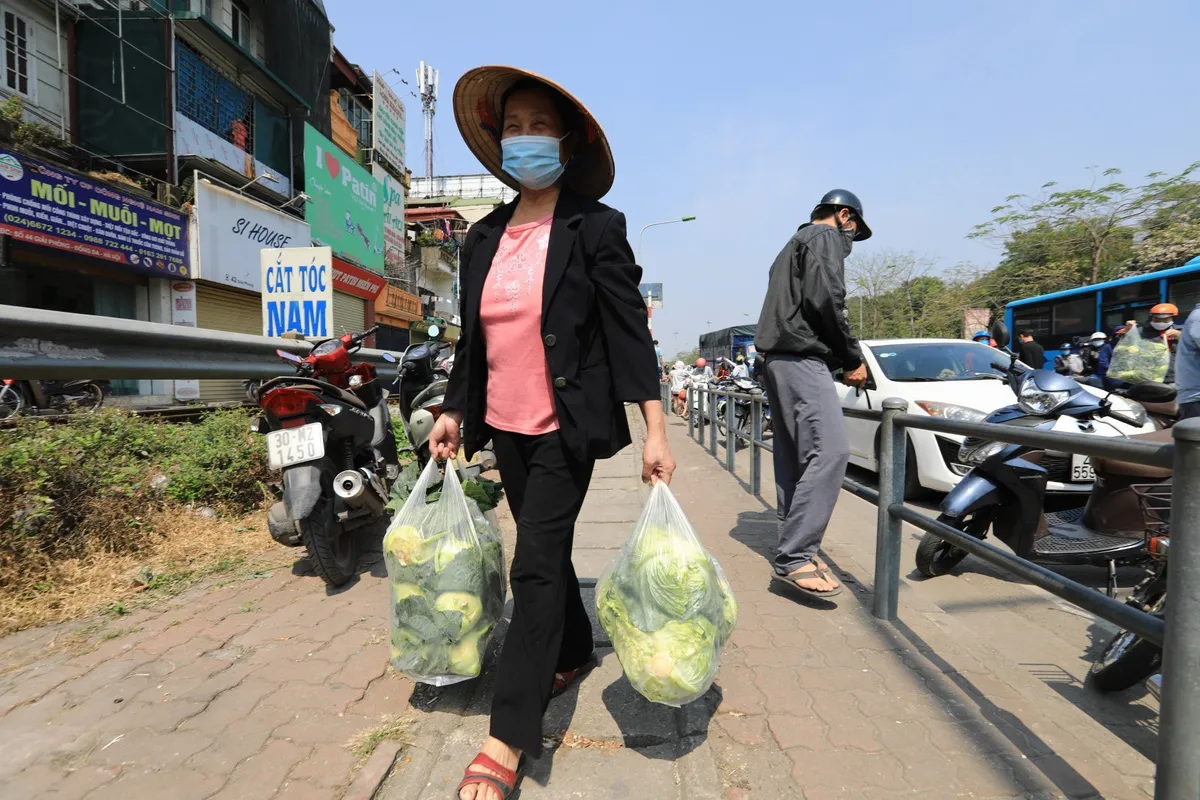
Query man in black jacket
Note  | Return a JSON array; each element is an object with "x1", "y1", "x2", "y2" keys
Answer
[{"x1": 754, "y1": 190, "x2": 870, "y2": 600}]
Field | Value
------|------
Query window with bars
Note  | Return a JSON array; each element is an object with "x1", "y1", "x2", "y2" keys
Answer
[
  {"x1": 2, "y1": 8, "x2": 33, "y2": 100},
  {"x1": 175, "y1": 41, "x2": 254, "y2": 156},
  {"x1": 338, "y1": 88, "x2": 372, "y2": 151}
]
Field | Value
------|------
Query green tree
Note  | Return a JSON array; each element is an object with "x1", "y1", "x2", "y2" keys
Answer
[{"x1": 971, "y1": 164, "x2": 1199, "y2": 285}]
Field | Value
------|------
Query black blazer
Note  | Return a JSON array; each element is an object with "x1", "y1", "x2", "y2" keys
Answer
[{"x1": 444, "y1": 189, "x2": 659, "y2": 462}]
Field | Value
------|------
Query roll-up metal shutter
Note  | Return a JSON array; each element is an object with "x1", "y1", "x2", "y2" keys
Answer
[
  {"x1": 196, "y1": 284, "x2": 261, "y2": 404},
  {"x1": 332, "y1": 290, "x2": 367, "y2": 337}
]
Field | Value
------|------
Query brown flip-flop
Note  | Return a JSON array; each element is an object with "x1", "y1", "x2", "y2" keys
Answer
[{"x1": 772, "y1": 561, "x2": 843, "y2": 600}]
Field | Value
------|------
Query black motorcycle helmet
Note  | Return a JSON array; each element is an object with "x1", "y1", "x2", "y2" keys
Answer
[{"x1": 815, "y1": 189, "x2": 872, "y2": 241}]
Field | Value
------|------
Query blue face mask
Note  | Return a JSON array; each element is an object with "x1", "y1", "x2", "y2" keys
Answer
[{"x1": 501, "y1": 135, "x2": 566, "y2": 190}]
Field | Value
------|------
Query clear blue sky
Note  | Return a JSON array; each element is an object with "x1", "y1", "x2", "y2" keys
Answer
[{"x1": 328, "y1": 0, "x2": 1200, "y2": 358}]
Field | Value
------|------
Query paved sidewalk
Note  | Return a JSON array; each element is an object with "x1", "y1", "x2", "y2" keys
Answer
[
  {"x1": 0, "y1": 411, "x2": 1157, "y2": 799},
  {"x1": 0, "y1": 534, "x2": 412, "y2": 800},
  {"x1": 383, "y1": 412, "x2": 1155, "y2": 800}
]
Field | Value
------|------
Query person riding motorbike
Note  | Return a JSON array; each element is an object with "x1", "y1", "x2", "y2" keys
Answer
[
  {"x1": 971, "y1": 329, "x2": 997, "y2": 347},
  {"x1": 668, "y1": 360, "x2": 689, "y2": 416},
  {"x1": 1112, "y1": 304, "x2": 1180, "y2": 389},
  {"x1": 731, "y1": 354, "x2": 750, "y2": 380}
]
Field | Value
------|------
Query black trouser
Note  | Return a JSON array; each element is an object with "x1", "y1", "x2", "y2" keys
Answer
[
  {"x1": 1181, "y1": 401, "x2": 1200, "y2": 420},
  {"x1": 489, "y1": 429, "x2": 595, "y2": 757}
]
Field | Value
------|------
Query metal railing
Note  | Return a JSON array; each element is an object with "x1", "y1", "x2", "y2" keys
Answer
[
  {"x1": 669, "y1": 381, "x2": 1199, "y2": 799},
  {"x1": 0, "y1": 305, "x2": 400, "y2": 381}
]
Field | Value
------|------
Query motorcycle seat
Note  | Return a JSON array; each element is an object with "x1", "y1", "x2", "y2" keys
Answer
[
  {"x1": 1091, "y1": 428, "x2": 1174, "y2": 479},
  {"x1": 1141, "y1": 399, "x2": 1179, "y2": 418}
]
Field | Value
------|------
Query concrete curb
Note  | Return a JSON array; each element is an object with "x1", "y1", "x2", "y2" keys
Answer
[{"x1": 345, "y1": 740, "x2": 403, "y2": 800}]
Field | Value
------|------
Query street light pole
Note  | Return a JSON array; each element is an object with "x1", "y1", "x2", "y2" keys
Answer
[{"x1": 637, "y1": 215, "x2": 696, "y2": 264}]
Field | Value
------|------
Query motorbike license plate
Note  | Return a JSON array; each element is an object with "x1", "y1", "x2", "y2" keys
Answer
[
  {"x1": 266, "y1": 423, "x2": 325, "y2": 470},
  {"x1": 1071, "y1": 454, "x2": 1095, "y2": 483}
]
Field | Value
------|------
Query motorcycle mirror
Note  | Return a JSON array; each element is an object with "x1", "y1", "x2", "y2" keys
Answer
[
  {"x1": 991, "y1": 320, "x2": 1011, "y2": 350},
  {"x1": 381, "y1": 352, "x2": 397, "y2": 363},
  {"x1": 427, "y1": 325, "x2": 440, "y2": 340},
  {"x1": 276, "y1": 349, "x2": 303, "y2": 363}
]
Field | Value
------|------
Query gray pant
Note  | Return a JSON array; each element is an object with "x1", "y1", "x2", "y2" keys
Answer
[{"x1": 763, "y1": 355, "x2": 850, "y2": 576}]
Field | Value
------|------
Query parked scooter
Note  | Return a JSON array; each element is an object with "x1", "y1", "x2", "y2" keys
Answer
[
  {"x1": 252, "y1": 327, "x2": 399, "y2": 587},
  {"x1": 715, "y1": 376, "x2": 766, "y2": 444},
  {"x1": 915, "y1": 322, "x2": 1166, "y2": 596},
  {"x1": 0, "y1": 378, "x2": 107, "y2": 418},
  {"x1": 1112, "y1": 382, "x2": 1178, "y2": 429},
  {"x1": 393, "y1": 325, "x2": 450, "y2": 466},
  {"x1": 1090, "y1": 482, "x2": 1170, "y2": 692},
  {"x1": 392, "y1": 327, "x2": 494, "y2": 476}
]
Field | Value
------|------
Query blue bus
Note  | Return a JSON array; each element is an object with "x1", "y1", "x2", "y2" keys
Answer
[{"x1": 1004, "y1": 255, "x2": 1200, "y2": 359}]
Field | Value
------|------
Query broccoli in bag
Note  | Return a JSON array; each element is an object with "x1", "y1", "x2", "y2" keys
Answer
[
  {"x1": 383, "y1": 459, "x2": 505, "y2": 686},
  {"x1": 595, "y1": 481, "x2": 737, "y2": 707}
]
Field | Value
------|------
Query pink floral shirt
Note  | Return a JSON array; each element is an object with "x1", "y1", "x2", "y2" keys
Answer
[{"x1": 479, "y1": 215, "x2": 559, "y2": 435}]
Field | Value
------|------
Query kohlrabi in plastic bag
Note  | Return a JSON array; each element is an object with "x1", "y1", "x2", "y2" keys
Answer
[
  {"x1": 383, "y1": 459, "x2": 505, "y2": 686},
  {"x1": 1109, "y1": 324, "x2": 1170, "y2": 384},
  {"x1": 595, "y1": 481, "x2": 737, "y2": 707}
]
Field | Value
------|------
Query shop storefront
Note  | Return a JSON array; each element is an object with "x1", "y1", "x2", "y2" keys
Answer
[
  {"x1": 332, "y1": 256, "x2": 387, "y2": 339},
  {"x1": 374, "y1": 284, "x2": 423, "y2": 352},
  {"x1": 189, "y1": 176, "x2": 311, "y2": 403},
  {"x1": 0, "y1": 147, "x2": 190, "y2": 402}
]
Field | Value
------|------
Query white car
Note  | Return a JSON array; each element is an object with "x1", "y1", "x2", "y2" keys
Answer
[{"x1": 834, "y1": 339, "x2": 1156, "y2": 496}]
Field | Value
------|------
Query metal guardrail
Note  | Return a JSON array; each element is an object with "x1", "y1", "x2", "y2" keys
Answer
[
  {"x1": 670, "y1": 381, "x2": 1199, "y2": 799},
  {"x1": 0, "y1": 305, "x2": 401, "y2": 381}
]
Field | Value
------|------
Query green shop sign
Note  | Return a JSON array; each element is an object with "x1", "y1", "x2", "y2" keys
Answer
[{"x1": 303, "y1": 124, "x2": 384, "y2": 273}]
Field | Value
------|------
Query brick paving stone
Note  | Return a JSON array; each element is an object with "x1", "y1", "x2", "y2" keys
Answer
[
  {"x1": 87, "y1": 727, "x2": 213, "y2": 770},
  {"x1": 38, "y1": 765, "x2": 123, "y2": 800},
  {"x1": 86, "y1": 767, "x2": 224, "y2": 800},
  {"x1": 310, "y1": 628, "x2": 371, "y2": 665},
  {"x1": 273, "y1": 709, "x2": 376, "y2": 746},
  {"x1": 344, "y1": 673, "x2": 413, "y2": 718},
  {"x1": 186, "y1": 705, "x2": 297, "y2": 775},
  {"x1": 750, "y1": 667, "x2": 812, "y2": 716},
  {"x1": 287, "y1": 742, "x2": 358, "y2": 789},
  {"x1": 328, "y1": 644, "x2": 389, "y2": 690},
  {"x1": 248, "y1": 656, "x2": 342, "y2": 685},
  {"x1": 261, "y1": 680, "x2": 362, "y2": 714},
  {"x1": 713, "y1": 712, "x2": 768, "y2": 745},
  {"x1": 211, "y1": 738, "x2": 311, "y2": 800},
  {"x1": 6, "y1": 762, "x2": 68, "y2": 800},
  {"x1": 788, "y1": 749, "x2": 907, "y2": 793},
  {"x1": 104, "y1": 696, "x2": 207, "y2": 733},
  {"x1": 275, "y1": 779, "x2": 337, "y2": 799},
  {"x1": 769, "y1": 714, "x2": 831, "y2": 752},
  {"x1": 0, "y1": 663, "x2": 86, "y2": 715},
  {"x1": 713, "y1": 664, "x2": 767, "y2": 715},
  {"x1": 135, "y1": 616, "x2": 211, "y2": 656},
  {"x1": 178, "y1": 677, "x2": 279, "y2": 735}
]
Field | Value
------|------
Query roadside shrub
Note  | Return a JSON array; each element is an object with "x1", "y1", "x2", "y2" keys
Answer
[
  {"x1": 0, "y1": 408, "x2": 268, "y2": 593},
  {"x1": 164, "y1": 410, "x2": 271, "y2": 509}
]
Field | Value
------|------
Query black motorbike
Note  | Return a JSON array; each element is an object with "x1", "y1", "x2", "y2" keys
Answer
[
  {"x1": 392, "y1": 327, "x2": 452, "y2": 466},
  {"x1": 1090, "y1": 482, "x2": 1170, "y2": 692},
  {"x1": 915, "y1": 322, "x2": 1163, "y2": 596},
  {"x1": 252, "y1": 327, "x2": 399, "y2": 587},
  {"x1": 1, "y1": 378, "x2": 107, "y2": 418}
]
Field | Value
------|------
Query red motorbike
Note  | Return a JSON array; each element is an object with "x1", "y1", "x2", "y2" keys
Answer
[{"x1": 251, "y1": 327, "x2": 399, "y2": 587}]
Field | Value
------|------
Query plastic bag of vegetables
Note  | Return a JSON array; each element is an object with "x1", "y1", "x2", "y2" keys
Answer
[
  {"x1": 382, "y1": 459, "x2": 505, "y2": 686},
  {"x1": 1109, "y1": 324, "x2": 1170, "y2": 383},
  {"x1": 595, "y1": 482, "x2": 737, "y2": 707}
]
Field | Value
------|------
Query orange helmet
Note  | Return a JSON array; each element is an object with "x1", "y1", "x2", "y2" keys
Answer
[
  {"x1": 696, "y1": 357, "x2": 707, "y2": 368},
  {"x1": 1151, "y1": 303, "x2": 1179, "y2": 317}
]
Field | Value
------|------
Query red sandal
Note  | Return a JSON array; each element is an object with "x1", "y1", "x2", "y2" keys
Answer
[
  {"x1": 551, "y1": 651, "x2": 598, "y2": 698},
  {"x1": 456, "y1": 752, "x2": 525, "y2": 799}
]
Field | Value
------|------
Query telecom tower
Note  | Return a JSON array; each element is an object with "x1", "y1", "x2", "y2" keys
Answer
[{"x1": 416, "y1": 62, "x2": 438, "y2": 180}]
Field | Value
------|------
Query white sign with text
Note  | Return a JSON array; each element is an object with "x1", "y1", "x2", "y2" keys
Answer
[
  {"x1": 170, "y1": 280, "x2": 201, "y2": 400},
  {"x1": 261, "y1": 246, "x2": 334, "y2": 338},
  {"x1": 195, "y1": 177, "x2": 312, "y2": 291}
]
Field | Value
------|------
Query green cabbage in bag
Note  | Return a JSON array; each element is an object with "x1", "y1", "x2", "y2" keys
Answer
[
  {"x1": 1109, "y1": 324, "x2": 1171, "y2": 383},
  {"x1": 596, "y1": 482, "x2": 737, "y2": 707}
]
